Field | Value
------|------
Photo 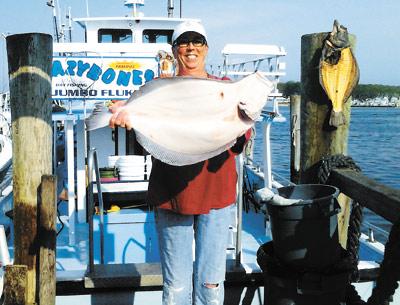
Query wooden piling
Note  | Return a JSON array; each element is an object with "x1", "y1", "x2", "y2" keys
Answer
[
  {"x1": 290, "y1": 95, "x2": 301, "y2": 184},
  {"x1": 300, "y1": 32, "x2": 356, "y2": 248},
  {"x1": 38, "y1": 175, "x2": 57, "y2": 305},
  {"x1": 7, "y1": 33, "x2": 53, "y2": 304},
  {"x1": 4, "y1": 265, "x2": 28, "y2": 305},
  {"x1": 299, "y1": 32, "x2": 356, "y2": 183}
]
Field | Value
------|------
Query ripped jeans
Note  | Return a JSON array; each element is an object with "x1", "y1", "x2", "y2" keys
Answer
[{"x1": 155, "y1": 205, "x2": 233, "y2": 305}]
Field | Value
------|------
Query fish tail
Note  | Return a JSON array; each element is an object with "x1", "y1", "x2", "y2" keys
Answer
[
  {"x1": 329, "y1": 110, "x2": 346, "y2": 127},
  {"x1": 85, "y1": 103, "x2": 112, "y2": 131}
]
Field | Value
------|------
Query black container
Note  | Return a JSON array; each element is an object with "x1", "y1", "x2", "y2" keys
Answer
[
  {"x1": 264, "y1": 271, "x2": 347, "y2": 305},
  {"x1": 267, "y1": 184, "x2": 341, "y2": 271},
  {"x1": 257, "y1": 241, "x2": 349, "y2": 305}
]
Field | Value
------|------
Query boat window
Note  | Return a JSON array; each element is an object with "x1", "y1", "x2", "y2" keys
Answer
[
  {"x1": 142, "y1": 30, "x2": 173, "y2": 44},
  {"x1": 98, "y1": 29, "x2": 132, "y2": 43}
]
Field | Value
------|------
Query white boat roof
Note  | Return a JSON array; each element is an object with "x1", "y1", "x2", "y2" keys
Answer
[
  {"x1": 222, "y1": 44, "x2": 286, "y2": 57},
  {"x1": 73, "y1": 16, "x2": 199, "y2": 29}
]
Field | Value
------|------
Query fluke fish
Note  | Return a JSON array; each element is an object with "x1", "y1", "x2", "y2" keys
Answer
[{"x1": 85, "y1": 72, "x2": 273, "y2": 166}]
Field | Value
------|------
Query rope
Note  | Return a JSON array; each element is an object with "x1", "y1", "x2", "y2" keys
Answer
[
  {"x1": 317, "y1": 154, "x2": 361, "y2": 183},
  {"x1": 242, "y1": 166, "x2": 261, "y2": 213},
  {"x1": 347, "y1": 201, "x2": 363, "y2": 282},
  {"x1": 367, "y1": 218, "x2": 400, "y2": 305},
  {"x1": 317, "y1": 154, "x2": 364, "y2": 305},
  {"x1": 318, "y1": 154, "x2": 400, "y2": 304}
]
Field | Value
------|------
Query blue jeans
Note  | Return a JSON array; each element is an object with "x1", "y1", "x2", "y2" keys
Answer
[{"x1": 155, "y1": 204, "x2": 233, "y2": 305}]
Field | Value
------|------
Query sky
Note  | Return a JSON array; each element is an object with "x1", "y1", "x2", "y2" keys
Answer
[{"x1": 1, "y1": 0, "x2": 400, "y2": 92}]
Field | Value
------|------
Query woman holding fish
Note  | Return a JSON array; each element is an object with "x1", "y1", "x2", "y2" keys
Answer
[{"x1": 108, "y1": 21, "x2": 257, "y2": 305}]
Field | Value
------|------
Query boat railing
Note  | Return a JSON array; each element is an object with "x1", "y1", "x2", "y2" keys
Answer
[
  {"x1": 321, "y1": 166, "x2": 400, "y2": 301},
  {"x1": 219, "y1": 43, "x2": 286, "y2": 88},
  {"x1": 87, "y1": 148, "x2": 106, "y2": 273},
  {"x1": 363, "y1": 220, "x2": 390, "y2": 242},
  {"x1": 328, "y1": 168, "x2": 400, "y2": 225}
]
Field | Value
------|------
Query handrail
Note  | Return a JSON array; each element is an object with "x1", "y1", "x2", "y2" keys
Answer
[
  {"x1": 363, "y1": 221, "x2": 390, "y2": 239},
  {"x1": 330, "y1": 168, "x2": 400, "y2": 224},
  {"x1": 87, "y1": 149, "x2": 95, "y2": 273},
  {"x1": 236, "y1": 154, "x2": 244, "y2": 267},
  {"x1": 224, "y1": 56, "x2": 279, "y2": 68},
  {"x1": 87, "y1": 148, "x2": 105, "y2": 274}
]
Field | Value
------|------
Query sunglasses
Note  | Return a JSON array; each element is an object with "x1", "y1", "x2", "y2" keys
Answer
[{"x1": 173, "y1": 37, "x2": 207, "y2": 48}]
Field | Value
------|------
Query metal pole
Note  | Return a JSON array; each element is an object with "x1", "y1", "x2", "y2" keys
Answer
[
  {"x1": 65, "y1": 116, "x2": 75, "y2": 245},
  {"x1": 114, "y1": 127, "x2": 119, "y2": 155},
  {"x1": 168, "y1": 0, "x2": 174, "y2": 17},
  {"x1": 85, "y1": 0, "x2": 90, "y2": 17},
  {"x1": 67, "y1": 7, "x2": 72, "y2": 42},
  {"x1": 93, "y1": 150, "x2": 105, "y2": 265},
  {"x1": 46, "y1": 0, "x2": 59, "y2": 42},
  {"x1": 263, "y1": 120, "x2": 272, "y2": 188},
  {"x1": 87, "y1": 149, "x2": 94, "y2": 273},
  {"x1": 52, "y1": 121, "x2": 57, "y2": 175},
  {"x1": 235, "y1": 154, "x2": 244, "y2": 267}
]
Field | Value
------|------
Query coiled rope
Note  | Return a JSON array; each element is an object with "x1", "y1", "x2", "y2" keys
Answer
[
  {"x1": 317, "y1": 154, "x2": 362, "y2": 279},
  {"x1": 317, "y1": 154, "x2": 400, "y2": 305},
  {"x1": 317, "y1": 154, "x2": 365, "y2": 305}
]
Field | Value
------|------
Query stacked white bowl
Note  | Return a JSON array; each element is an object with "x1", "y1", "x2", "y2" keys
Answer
[
  {"x1": 116, "y1": 155, "x2": 146, "y2": 181},
  {"x1": 107, "y1": 155, "x2": 120, "y2": 168}
]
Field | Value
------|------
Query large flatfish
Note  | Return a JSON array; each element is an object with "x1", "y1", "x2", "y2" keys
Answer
[
  {"x1": 319, "y1": 20, "x2": 360, "y2": 127},
  {"x1": 85, "y1": 72, "x2": 273, "y2": 166}
]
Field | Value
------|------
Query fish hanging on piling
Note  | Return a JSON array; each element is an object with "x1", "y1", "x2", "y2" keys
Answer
[
  {"x1": 319, "y1": 20, "x2": 360, "y2": 127},
  {"x1": 85, "y1": 72, "x2": 274, "y2": 166}
]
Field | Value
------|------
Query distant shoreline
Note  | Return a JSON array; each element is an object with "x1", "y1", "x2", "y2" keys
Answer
[
  {"x1": 277, "y1": 100, "x2": 400, "y2": 108},
  {"x1": 351, "y1": 105, "x2": 399, "y2": 108},
  {"x1": 278, "y1": 103, "x2": 399, "y2": 108}
]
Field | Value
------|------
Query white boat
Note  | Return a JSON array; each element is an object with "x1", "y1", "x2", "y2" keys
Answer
[{"x1": 1, "y1": 1, "x2": 399, "y2": 304}]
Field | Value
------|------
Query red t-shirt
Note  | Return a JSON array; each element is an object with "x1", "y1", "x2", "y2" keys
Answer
[{"x1": 146, "y1": 75, "x2": 251, "y2": 215}]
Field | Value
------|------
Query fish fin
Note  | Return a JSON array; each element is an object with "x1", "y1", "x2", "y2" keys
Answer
[
  {"x1": 329, "y1": 110, "x2": 346, "y2": 127},
  {"x1": 238, "y1": 101, "x2": 262, "y2": 121},
  {"x1": 135, "y1": 130, "x2": 237, "y2": 166},
  {"x1": 85, "y1": 102, "x2": 112, "y2": 131}
]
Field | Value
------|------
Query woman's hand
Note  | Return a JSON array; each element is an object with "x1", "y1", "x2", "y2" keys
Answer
[{"x1": 108, "y1": 100, "x2": 133, "y2": 130}]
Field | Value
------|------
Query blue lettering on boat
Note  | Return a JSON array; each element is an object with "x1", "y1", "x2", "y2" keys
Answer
[
  {"x1": 116, "y1": 71, "x2": 131, "y2": 86},
  {"x1": 52, "y1": 59, "x2": 155, "y2": 87}
]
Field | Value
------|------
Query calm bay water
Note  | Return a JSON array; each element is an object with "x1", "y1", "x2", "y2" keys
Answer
[{"x1": 253, "y1": 106, "x2": 400, "y2": 239}]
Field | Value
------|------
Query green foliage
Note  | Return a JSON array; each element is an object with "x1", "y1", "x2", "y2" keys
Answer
[
  {"x1": 277, "y1": 81, "x2": 301, "y2": 96},
  {"x1": 352, "y1": 84, "x2": 400, "y2": 100},
  {"x1": 278, "y1": 81, "x2": 400, "y2": 100}
]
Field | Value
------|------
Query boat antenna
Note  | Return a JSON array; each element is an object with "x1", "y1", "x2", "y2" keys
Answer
[
  {"x1": 180, "y1": 0, "x2": 182, "y2": 18},
  {"x1": 85, "y1": 0, "x2": 90, "y2": 17},
  {"x1": 124, "y1": 0, "x2": 145, "y2": 17},
  {"x1": 67, "y1": 6, "x2": 72, "y2": 42},
  {"x1": 46, "y1": 0, "x2": 60, "y2": 42},
  {"x1": 168, "y1": 0, "x2": 174, "y2": 18}
]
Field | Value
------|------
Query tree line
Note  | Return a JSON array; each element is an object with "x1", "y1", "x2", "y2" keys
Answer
[{"x1": 278, "y1": 81, "x2": 400, "y2": 100}]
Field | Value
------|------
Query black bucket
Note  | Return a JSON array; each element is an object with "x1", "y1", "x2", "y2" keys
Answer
[
  {"x1": 264, "y1": 271, "x2": 347, "y2": 305},
  {"x1": 267, "y1": 184, "x2": 341, "y2": 271},
  {"x1": 257, "y1": 242, "x2": 349, "y2": 305}
]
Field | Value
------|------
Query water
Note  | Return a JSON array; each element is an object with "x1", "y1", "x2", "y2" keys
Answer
[{"x1": 252, "y1": 106, "x2": 400, "y2": 241}]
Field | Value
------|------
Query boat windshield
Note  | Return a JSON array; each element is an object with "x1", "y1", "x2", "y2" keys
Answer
[
  {"x1": 142, "y1": 29, "x2": 173, "y2": 44},
  {"x1": 98, "y1": 29, "x2": 133, "y2": 43}
]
